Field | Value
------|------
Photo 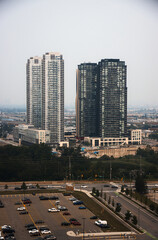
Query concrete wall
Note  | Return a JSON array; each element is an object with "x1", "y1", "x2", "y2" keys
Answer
[{"x1": 86, "y1": 145, "x2": 158, "y2": 158}]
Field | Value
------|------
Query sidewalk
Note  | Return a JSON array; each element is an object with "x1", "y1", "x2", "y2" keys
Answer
[{"x1": 67, "y1": 230, "x2": 136, "y2": 238}]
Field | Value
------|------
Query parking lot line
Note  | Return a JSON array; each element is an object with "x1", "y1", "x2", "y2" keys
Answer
[
  {"x1": 19, "y1": 197, "x2": 43, "y2": 238},
  {"x1": 49, "y1": 199, "x2": 73, "y2": 227}
]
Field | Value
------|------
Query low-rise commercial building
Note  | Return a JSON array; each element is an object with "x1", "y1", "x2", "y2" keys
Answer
[
  {"x1": 13, "y1": 124, "x2": 50, "y2": 145},
  {"x1": 84, "y1": 129, "x2": 142, "y2": 147}
]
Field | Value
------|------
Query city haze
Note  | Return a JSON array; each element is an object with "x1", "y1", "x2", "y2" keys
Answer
[{"x1": 0, "y1": 0, "x2": 158, "y2": 109}]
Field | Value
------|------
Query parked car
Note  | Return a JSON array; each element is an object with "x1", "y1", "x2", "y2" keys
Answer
[
  {"x1": 61, "y1": 222, "x2": 71, "y2": 226},
  {"x1": 69, "y1": 218, "x2": 77, "y2": 223},
  {"x1": 25, "y1": 223, "x2": 35, "y2": 228},
  {"x1": 57, "y1": 206, "x2": 67, "y2": 211},
  {"x1": 71, "y1": 221, "x2": 81, "y2": 226},
  {"x1": 2, "y1": 228, "x2": 15, "y2": 234},
  {"x1": 111, "y1": 185, "x2": 118, "y2": 189},
  {"x1": 48, "y1": 208, "x2": 60, "y2": 213},
  {"x1": 104, "y1": 184, "x2": 110, "y2": 187},
  {"x1": 69, "y1": 197, "x2": 77, "y2": 201},
  {"x1": 4, "y1": 233, "x2": 15, "y2": 240},
  {"x1": 35, "y1": 220, "x2": 44, "y2": 224},
  {"x1": 17, "y1": 207, "x2": 25, "y2": 211},
  {"x1": 55, "y1": 200, "x2": 60, "y2": 205},
  {"x1": 63, "y1": 212, "x2": 70, "y2": 215},
  {"x1": 63, "y1": 192, "x2": 71, "y2": 196},
  {"x1": 22, "y1": 198, "x2": 32, "y2": 204},
  {"x1": 1, "y1": 225, "x2": 12, "y2": 230},
  {"x1": 43, "y1": 235, "x2": 56, "y2": 240},
  {"x1": 81, "y1": 185, "x2": 88, "y2": 188},
  {"x1": 14, "y1": 187, "x2": 21, "y2": 190},
  {"x1": 90, "y1": 215, "x2": 98, "y2": 219},
  {"x1": 29, "y1": 229, "x2": 40, "y2": 236},
  {"x1": 39, "y1": 227, "x2": 50, "y2": 231},
  {"x1": 19, "y1": 210, "x2": 28, "y2": 215},
  {"x1": 41, "y1": 230, "x2": 51, "y2": 234},
  {"x1": 79, "y1": 206, "x2": 86, "y2": 209},
  {"x1": 49, "y1": 196, "x2": 59, "y2": 200},
  {"x1": 73, "y1": 200, "x2": 83, "y2": 205},
  {"x1": 95, "y1": 219, "x2": 108, "y2": 228},
  {"x1": 27, "y1": 226, "x2": 37, "y2": 231},
  {"x1": 0, "y1": 202, "x2": 4, "y2": 208},
  {"x1": 39, "y1": 196, "x2": 49, "y2": 200}
]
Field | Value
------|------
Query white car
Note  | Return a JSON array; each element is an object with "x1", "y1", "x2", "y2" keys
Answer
[
  {"x1": 0, "y1": 231, "x2": 4, "y2": 240},
  {"x1": 41, "y1": 230, "x2": 51, "y2": 234},
  {"x1": 69, "y1": 197, "x2": 77, "y2": 201},
  {"x1": 57, "y1": 205, "x2": 67, "y2": 211},
  {"x1": 48, "y1": 208, "x2": 60, "y2": 212},
  {"x1": 95, "y1": 220, "x2": 107, "y2": 226},
  {"x1": 29, "y1": 229, "x2": 39, "y2": 234},
  {"x1": 1, "y1": 225, "x2": 11, "y2": 229},
  {"x1": 81, "y1": 185, "x2": 88, "y2": 188},
  {"x1": 17, "y1": 206, "x2": 26, "y2": 211}
]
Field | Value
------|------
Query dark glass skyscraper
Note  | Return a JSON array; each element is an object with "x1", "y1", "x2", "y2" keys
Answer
[
  {"x1": 98, "y1": 59, "x2": 127, "y2": 138},
  {"x1": 76, "y1": 63, "x2": 98, "y2": 138},
  {"x1": 76, "y1": 59, "x2": 127, "y2": 138}
]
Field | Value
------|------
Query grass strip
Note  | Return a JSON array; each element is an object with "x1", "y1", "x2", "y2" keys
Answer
[{"x1": 73, "y1": 191, "x2": 129, "y2": 232}]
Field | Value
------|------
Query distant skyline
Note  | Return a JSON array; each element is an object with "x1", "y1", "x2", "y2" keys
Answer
[{"x1": 0, "y1": 0, "x2": 158, "y2": 109}]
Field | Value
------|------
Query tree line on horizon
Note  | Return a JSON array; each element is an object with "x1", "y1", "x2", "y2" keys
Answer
[{"x1": 0, "y1": 144, "x2": 157, "y2": 181}]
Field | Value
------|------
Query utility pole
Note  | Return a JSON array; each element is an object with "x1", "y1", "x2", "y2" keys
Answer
[
  {"x1": 82, "y1": 218, "x2": 85, "y2": 240},
  {"x1": 110, "y1": 159, "x2": 112, "y2": 180},
  {"x1": 69, "y1": 156, "x2": 71, "y2": 180}
]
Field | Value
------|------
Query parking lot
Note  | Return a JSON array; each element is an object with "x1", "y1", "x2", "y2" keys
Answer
[{"x1": 0, "y1": 193, "x2": 104, "y2": 240}]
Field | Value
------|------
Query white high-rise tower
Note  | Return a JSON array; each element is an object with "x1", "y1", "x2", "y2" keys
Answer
[
  {"x1": 26, "y1": 56, "x2": 42, "y2": 128},
  {"x1": 42, "y1": 52, "x2": 64, "y2": 143},
  {"x1": 26, "y1": 52, "x2": 64, "y2": 143}
]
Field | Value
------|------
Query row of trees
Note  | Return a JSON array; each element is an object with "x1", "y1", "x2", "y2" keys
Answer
[
  {"x1": 92, "y1": 187, "x2": 138, "y2": 225},
  {"x1": 0, "y1": 144, "x2": 158, "y2": 181}
]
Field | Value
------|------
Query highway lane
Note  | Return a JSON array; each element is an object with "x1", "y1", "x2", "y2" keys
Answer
[{"x1": 105, "y1": 191, "x2": 158, "y2": 240}]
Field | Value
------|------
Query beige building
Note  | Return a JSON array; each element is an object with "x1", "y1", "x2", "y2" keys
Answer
[
  {"x1": 13, "y1": 124, "x2": 50, "y2": 145},
  {"x1": 84, "y1": 129, "x2": 142, "y2": 148}
]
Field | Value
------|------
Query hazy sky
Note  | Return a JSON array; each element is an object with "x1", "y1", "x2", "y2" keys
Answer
[{"x1": 0, "y1": 0, "x2": 158, "y2": 109}]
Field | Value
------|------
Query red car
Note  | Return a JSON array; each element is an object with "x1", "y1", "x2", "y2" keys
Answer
[
  {"x1": 71, "y1": 221, "x2": 81, "y2": 226},
  {"x1": 63, "y1": 212, "x2": 70, "y2": 215}
]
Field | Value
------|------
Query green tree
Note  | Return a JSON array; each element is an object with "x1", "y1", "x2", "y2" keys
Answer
[
  {"x1": 21, "y1": 182, "x2": 27, "y2": 190},
  {"x1": 100, "y1": 188, "x2": 103, "y2": 198},
  {"x1": 132, "y1": 215, "x2": 137, "y2": 225},
  {"x1": 121, "y1": 185, "x2": 124, "y2": 192},
  {"x1": 108, "y1": 196, "x2": 111, "y2": 205},
  {"x1": 112, "y1": 198, "x2": 115, "y2": 207},
  {"x1": 149, "y1": 203, "x2": 155, "y2": 211},
  {"x1": 125, "y1": 188, "x2": 129, "y2": 195},
  {"x1": 115, "y1": 203, "x2": 121, "y2": 213},
  {"x1": 36, "y1": 183, "x2": 40, "y2": 189},
  {"x1": 125, "y1": 210, "x2": 132, "y2": 221},
  {"x1": 96, "y1": 189, "x2": 99, "y2": 197},
  {"x1": 104, "y1": 192, "x2": 107, "y2": 201},
  {"x1": 4, "y1": 184, "x2": 8, "y2": 189},
  {"x1": 135, "y1": 174, "x2": 147, "y2": 194},
  {"x1": 92, "y1": 187, "x2": 96, "y2": 195}
]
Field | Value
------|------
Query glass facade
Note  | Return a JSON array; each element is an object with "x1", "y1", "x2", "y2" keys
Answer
[
  {"x1": 98, "y1": 59, "x2": 127, "y2": 138},
  {"x1": 76, "y1": 59, "x2": 127, "y2": 138},
  {"x1": 76, "y1": 63, "x2": 98, "y2": 138}
]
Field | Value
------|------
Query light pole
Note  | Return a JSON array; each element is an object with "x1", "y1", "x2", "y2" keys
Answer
[{"x1": 82, "y1": 218, "x2": 85, "y2": 240}]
